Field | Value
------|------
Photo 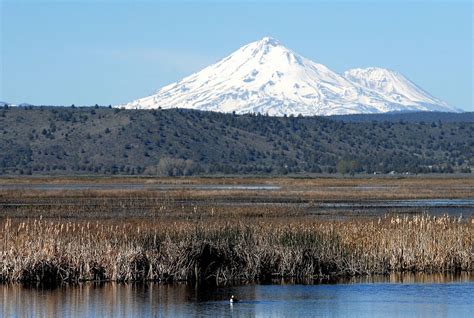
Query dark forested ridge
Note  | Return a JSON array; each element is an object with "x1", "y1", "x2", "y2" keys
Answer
[
  {"x1": 328, "y1": 111, "x2": 474, "y2": 123},
  {"x1": 0, "y1": 106, "x2": 472, "y2": 176}
]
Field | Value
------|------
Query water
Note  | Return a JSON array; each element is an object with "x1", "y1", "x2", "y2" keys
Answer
[
  {"x1": 318, "y1": 199, "x2": 474, "y2": 208},
  {"x1": 310, "y1": 198, "x2": 474, "y2": 218},
  {"x1": 2, "y1": 274, "x2": 472, "y2": 317}
]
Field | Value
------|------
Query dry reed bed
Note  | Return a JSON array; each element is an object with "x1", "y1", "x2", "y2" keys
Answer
[
  {"x1": 1, "y1": 185, "x2": 472, "y2": 221},
  {"x1": 1, "y1": 178, "x2": 472, "y2": 203},
  {"x1": 1, "y1": 176, "x2": 472, "y2": 186},
  {"x1": 0, "y1": 193, "x2": 306, "y2": 219},
  {"x1": 1, "y1": 176, "x2": 473, "y2": 200},
  {"x1": 0, "y1": 215, "x2": 472, "y2": 285}
]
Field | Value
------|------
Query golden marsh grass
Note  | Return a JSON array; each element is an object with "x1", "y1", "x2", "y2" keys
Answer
[
  {"x1": 0, "y1": 214, "x2": 471, "y2": 285},
  {"x1": 1, "y1": 177, "x2": 472, "y2": 285}
]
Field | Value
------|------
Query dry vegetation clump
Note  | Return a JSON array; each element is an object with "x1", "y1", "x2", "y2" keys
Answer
[{"x1": 0, "y1": 214, "x2": 471, "y2": 285}]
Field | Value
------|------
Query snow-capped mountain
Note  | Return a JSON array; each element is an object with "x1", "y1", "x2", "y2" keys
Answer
[{"x1": 119, "y1": 37, "x2": 458, "y2": 116}]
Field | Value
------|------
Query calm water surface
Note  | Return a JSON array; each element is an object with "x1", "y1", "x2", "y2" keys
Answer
[{"x1": 2, "y1": 274, "x2": 472, "y2": 317}]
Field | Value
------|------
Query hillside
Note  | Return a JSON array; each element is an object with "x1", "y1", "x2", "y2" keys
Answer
[
  {"x1": 0, "y1": 106, "x2": 472, "y2": 176},
  {"x1": 329, "y1": 111, "x2": 474, "y2": 123}
]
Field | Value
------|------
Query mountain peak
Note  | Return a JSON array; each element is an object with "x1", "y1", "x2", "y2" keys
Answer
[
  {"x1": 119, "y1": 39, "x2": 458, "y2": 115},
  {"x1": 342, "y1": 67, "x2": 451, "y2": 110},
  {"x1": 242, "y1": 36, "x2": 288, "y2": 59},
  {"x1": 258, "y1": 36, "x2": 281, "y2": 47}
]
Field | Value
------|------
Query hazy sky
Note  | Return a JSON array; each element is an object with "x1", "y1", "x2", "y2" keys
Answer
[{"x1": 1, "y1": 0, "x2": 472, "y2": 110}]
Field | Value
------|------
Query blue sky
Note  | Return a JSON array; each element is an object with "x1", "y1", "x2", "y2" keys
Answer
[{"x1": 1, "y1": 0, "x2": 472, "y2": 110}]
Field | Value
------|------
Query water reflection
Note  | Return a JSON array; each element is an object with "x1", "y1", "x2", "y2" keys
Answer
[{"x1": 2, "y1": 273, "x2": 472, "y2": 317}]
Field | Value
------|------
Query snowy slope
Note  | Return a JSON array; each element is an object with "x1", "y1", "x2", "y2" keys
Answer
[
  {"x1": 342, "y1": 67, "x2": 455, "y2": 112},
  {"x1": 119, "y1": 37, "x2": 458, "y2": 116}
]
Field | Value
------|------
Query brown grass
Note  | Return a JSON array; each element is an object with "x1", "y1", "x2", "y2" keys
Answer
[
  {"x1": 0, "y1": 214, "x2": 472, "y2": 285},
  {"x1": 1, "y1": 176, "x2": 472, "y2": 201},
  {"x1": 0, "y1": 178, "x2": 471, "y2": 220}
]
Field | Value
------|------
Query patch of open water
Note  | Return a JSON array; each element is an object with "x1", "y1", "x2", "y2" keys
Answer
[{"x1": 2, "y1": 274, "x2": 472, "y2": 317}]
